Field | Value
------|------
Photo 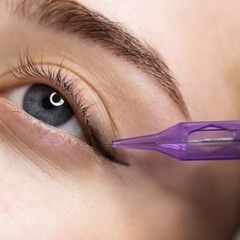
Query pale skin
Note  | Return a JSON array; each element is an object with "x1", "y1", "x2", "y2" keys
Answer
[{"x1": 0, "y1": 0, "x2": 240, "y2": 240}]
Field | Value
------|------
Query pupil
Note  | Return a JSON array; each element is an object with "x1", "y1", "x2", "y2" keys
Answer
[{"x1": 52, "y1": 93, "x2": 62, "y2": 104}]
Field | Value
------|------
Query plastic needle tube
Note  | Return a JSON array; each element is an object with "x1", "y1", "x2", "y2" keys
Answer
[{"x1": 112, "y1": 121, "x2": 240, "y2": 161}]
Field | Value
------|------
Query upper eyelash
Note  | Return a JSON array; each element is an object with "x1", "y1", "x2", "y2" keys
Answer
[{"x1": 8, "y1": 51, "x2": 91, "y2": 119}]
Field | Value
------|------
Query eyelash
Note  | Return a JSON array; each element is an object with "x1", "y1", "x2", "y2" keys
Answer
[
  {"x1": 7, "y1": 52, "x2": 117, "y2": 163},
  {"x1": 9, "y1": 52, "x2": 91, "y2": 119}
]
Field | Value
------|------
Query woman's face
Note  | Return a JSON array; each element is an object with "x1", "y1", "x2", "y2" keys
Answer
[{"x1": 0, "y1": 0, "x2": 240, "y2": 239}]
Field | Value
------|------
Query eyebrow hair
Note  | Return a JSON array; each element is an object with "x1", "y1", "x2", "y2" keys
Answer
[{"x1": 12, "y1": 0, "x2": 189, "y2": 116}]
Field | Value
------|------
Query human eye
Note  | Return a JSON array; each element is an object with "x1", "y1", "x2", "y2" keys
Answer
[
  {"x1": 0, "y1": 52, "x2": 122, "y2": 164},
  {"x1": 7, "y1": 83, "x2": 82, "y2": 138}
]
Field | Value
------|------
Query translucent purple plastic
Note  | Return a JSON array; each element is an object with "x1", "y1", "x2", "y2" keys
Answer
[{"x1": 112, "y1": 121, "x2": 240, "y2": 161}]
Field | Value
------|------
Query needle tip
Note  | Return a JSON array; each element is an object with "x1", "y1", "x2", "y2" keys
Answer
[
  {"x1": 112, "y1": 140, "x2": 121, "y2": 149},
  {"x1": 112, "y1": 134, "x2": 157, "y2": 151}
]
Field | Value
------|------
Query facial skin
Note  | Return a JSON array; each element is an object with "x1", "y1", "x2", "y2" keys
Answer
[{"x1": 0, "y1": 0, "x2": 240, "y2": 239}]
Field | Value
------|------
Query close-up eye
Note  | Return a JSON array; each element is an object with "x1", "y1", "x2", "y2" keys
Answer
[
  {"x1": 0, "y1": 53, "x2": 120, "y2": 164},
  {"x1": 7, "y1": 84, "x2": 83, "y2": 138}
]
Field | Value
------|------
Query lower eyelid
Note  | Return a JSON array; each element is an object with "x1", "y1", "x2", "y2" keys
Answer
[{"x1": 0, "y1": 97, "x2": 106, "y2": 167}]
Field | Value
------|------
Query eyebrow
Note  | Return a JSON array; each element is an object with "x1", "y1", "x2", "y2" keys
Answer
[{"x1": 13, "y1": 0, "x2": 189, "y2": 116}]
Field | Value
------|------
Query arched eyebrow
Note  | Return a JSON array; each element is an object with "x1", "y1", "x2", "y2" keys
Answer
[{"x1": 12, "y1": 0, "x2": 189, "y2": 116}]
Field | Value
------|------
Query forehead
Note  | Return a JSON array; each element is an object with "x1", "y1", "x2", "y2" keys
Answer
[
  {"x1": 77, "y1": 0, "x2": 240, "y2": 80},
  {"x1": 78, "y1": 0, "x2": 240, "y2": 58},
  {"x1": 77, "y1": 0, "x2": 240, "y2": 47}
]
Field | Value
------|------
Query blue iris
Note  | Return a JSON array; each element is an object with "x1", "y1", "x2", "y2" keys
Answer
[{"x1": 23, "y1": 84, "x2": 73, "y2": 127}]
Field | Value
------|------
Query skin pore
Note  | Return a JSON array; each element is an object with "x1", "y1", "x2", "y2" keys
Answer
[{"x1": 0, "y1": 0, "x2": 240, "y2": 239}]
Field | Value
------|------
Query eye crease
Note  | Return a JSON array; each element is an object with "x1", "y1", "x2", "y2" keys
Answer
[{"x1": 1, "y1": 52, "x2": 124, "y2": 165}]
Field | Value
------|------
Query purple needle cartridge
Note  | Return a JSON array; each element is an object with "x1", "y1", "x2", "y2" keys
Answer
[{"x1": 112, "y1": 121, "x2": 240, "y2": 161}]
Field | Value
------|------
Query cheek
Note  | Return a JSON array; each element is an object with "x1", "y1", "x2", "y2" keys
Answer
[
  {"x1": 0, "y1": 133, "x2": 97, "y2": 238},
  {"x1": 0, "y1": 119, "x2": 139, "y2": 235},
  {"x1": 0, "y1": 134, "x2": 64, "y2": 238},
  {"x1": 0, "y1": 136, "x2": 147, "y2": 239}
]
